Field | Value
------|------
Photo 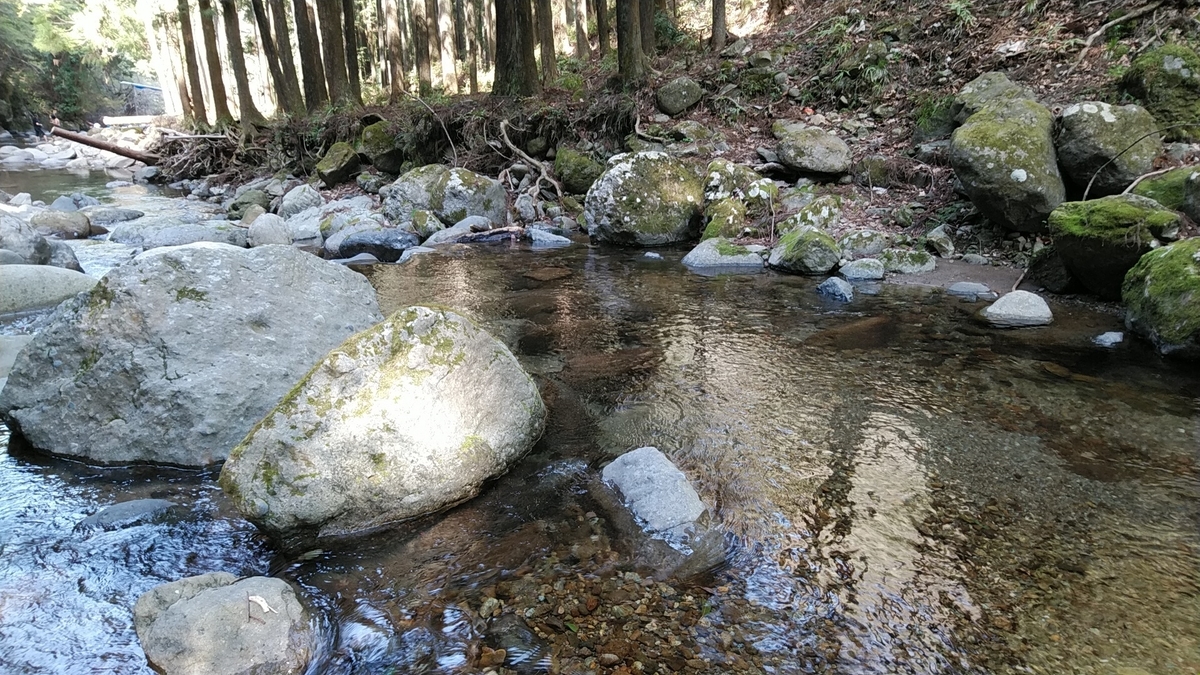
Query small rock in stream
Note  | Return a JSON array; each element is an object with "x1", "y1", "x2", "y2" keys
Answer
[
  {"x1": 1092, "y1": 331, "x2": 1124, "y2": 348},
  {"x1": 980, "y1": 290, "x2": 1053, "y2": 327},
  {"x1": 601, "y1": 446, "x2": 707, "y2": 552},
  {"x1": 74, "y1": 498, "x2": 179, "y2": 534}
]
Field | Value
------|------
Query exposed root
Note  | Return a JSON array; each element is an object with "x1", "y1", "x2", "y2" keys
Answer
[{"x1": 499, "y1": 118, "x2": 564, "y2": 212}]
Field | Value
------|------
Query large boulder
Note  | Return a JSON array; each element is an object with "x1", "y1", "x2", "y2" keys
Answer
[
  {"x1": 767, "y1": 227, "x2": 840, "y2": 274},
  {"x1": 1048, "y1": 194, "x2": 1178, "y2": 300},
  {"x1": 655, "y1": 76, "x2": 703, "y2": 116},
  {"x1": 554, "y1": 146, "x2": 604, "y2": 195},
  {"x1": 0, "y1": 215, "x2": 52, "y2": 264},
  {"x1": 277, "y1": 184, "x2": 324, "y2": 220},
  {"x1": 1130, "y1": 166, "x2": 1195, "y2": 212},
  {"x1": 950, "y1": 98, "x2": 1066, "y2": 231},
  {"x1": 358, "y1": 120, "x2": 406, "y2": 174},
  {"x1": 703, "y1": 159, "x2": 776, "y2": 214},
  {"x1": 700, "y1": 198, "x2": 746, "y2": 240},
  {"x1": 1055, "y1": 102, "x2": 1160, "y2": 196},
  {"x1": 0, "y1": 243, "x2": 383, "y2": 467},
  {"x1": 134, "y1": 573, "x2": 314, "y2": 675},
  {"x1": 777, "y1": 194, "x2": 842, "y2": 233},
  {"x1": 380, "y1": 164, "x2": 507, "y2": 227},
  {"x1": 315, "y1": 141, "x2": 361, "y2": 186},
  {"x1": 950, "y1": 71, "x2": 1037, "y2": 124},
  {"x1": 1122, "y1": 237, "x2": 1200, "y2": 357},
  {"x1": 0, "y1": 265, "x2": 98, "y2": 314},
  {"x1": 30, "y1": 210, "x2": 91, "y2": 239},
  {"x1": 1122, "y1": 44, "x2": 1200, "y2": 142},
  {"x1": 772, "y1": 121, "x2": 851, "y2": 175},
  {"x1": 219, "y1": 306, "x2": 546, "y2": 539},
  {"x1": 144, "y1": 221, "x2": 248, "y2": 249},
  {"x1": 584, "y1": 152, "x2": 704, "y2": 247}
]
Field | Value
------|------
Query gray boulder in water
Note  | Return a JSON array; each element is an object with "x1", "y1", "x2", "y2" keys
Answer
[
  {"x1": 134, "y1": 572, "x2": 314, "y2": 675},
  {"x1": 219, "y1": 306, "x2": 546, "y2": 539},
  {"x1": 0, "y1": 243, "x2": 383, "y2": 467},
  {"x1": 601, "y1": 446, "x2": 706, "y2": 551},
  {"x1": 74, "y1": 498, "x2": 179, "y2": 533}
]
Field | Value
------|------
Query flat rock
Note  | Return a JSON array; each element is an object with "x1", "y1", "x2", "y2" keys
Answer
[
  {"x1": 680, "y1": 237, "x2": 763, "y2": 272},
  {"x1": 134, "y1": 573, "x2": 313, "y2": 675},
  {"x1": 838, "y1": 258, "x2": 885, "y2": 280},
  {"x1": 947, "y1": 281, "x2": 997, "y2": 301},
  {"x1": 75, "y1": 498, "x2": 179, "y2": 534}
]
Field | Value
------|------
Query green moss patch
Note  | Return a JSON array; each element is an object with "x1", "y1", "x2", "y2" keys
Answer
[
  {"x1": 1131, "y1": 167, "x2": 1194, "y2": 211},
  {"x1": 1048, "y1": 195, "x2": 1178, "y2": 246},
  {"x1": 1122, "y1": 237, "x2": 1200, "y2": 347}
]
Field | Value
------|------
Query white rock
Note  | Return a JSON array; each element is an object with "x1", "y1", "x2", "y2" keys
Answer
[
  {"x1": 602, "y1": 446, "x2": 706, "y2": 551},
  {"x1": 981, "y1": 290, "x2": 1052, "y2": 327}
]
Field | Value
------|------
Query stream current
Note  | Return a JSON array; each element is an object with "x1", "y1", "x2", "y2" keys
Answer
[{"x1": 0, "y1": 174, "x2": 1197, "y2": 674}]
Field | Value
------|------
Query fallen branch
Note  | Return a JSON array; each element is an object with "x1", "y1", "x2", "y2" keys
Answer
[
  {"x1": 1067, "y1": 1, "x2": 1163, "y2": 77},
  {"x1": 499, "y1": 118, "x2": 563, "y2": 205},
  {"x1": 1081, "y1": 123, "x2": 1189, "y2": 201},
  {"x1": 51, "y1": 127, "x2": 160, "y2": 165},
  {"x1": 634, "y1": 115, "x2": 672, "y2": 144},
  {"x1": 453, "y1": 225, "x2": 524, "y2": 243},
  {"x1": 1122, "y1": 164, "x2": 1195, "y2": 196}
]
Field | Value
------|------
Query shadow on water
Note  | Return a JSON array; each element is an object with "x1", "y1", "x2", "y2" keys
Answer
[{"x1": 0, "y1": 242, "x2": 1197, "y2": 674}]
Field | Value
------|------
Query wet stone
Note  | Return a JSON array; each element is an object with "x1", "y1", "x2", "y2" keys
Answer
[{"x1": 601, "y1": 446, "x2": 706, "y2": 551}]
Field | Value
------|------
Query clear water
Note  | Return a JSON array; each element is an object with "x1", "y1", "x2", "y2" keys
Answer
[{"x1": 1, "y1": 242, "x2": 1196, "y2": 674}]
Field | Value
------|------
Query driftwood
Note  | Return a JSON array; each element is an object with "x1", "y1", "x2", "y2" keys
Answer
[
  {"x1": 51, "y1": 127, "x2": 160, "y2": 165},
  {"x1": 451, "y1": 225, "x2": 524, "y2": 244}
]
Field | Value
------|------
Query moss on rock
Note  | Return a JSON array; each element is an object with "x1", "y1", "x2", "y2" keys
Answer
[
  {"x1": 316, "y1": 142, "x2": 361, "y2": 187},
  {"x1": 554, "y1": 147, "x2": 604, "y2": 195},
  {"x1": 1122, "y1": 237, "x2": 1200, "y2": 356},
  {"x1": 1131, "y1": 166, "x2": 1195, "y2": 211},
  {"x1": 1049, "y1": 194, "x2": 1178, "y2": 300},
  {"x1": 584, "y1": 152, "x2": 704, "y2": 247},
  {"x1": 766, "y1": 227, "x2": 841, "y2": 275},
  {"x1": 1122, "y1": 44, "x2": 1200, "y2": 142},
  {"x1": 701, "y1": 198, "x2": 746, "y2": 240}
]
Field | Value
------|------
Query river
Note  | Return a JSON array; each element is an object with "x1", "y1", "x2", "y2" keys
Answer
[{"x1": 0, "y1": 175, "x2": 1197, "y2": 674}]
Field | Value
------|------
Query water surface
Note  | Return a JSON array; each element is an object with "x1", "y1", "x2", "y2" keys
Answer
[{"x1": 0, "y1": 242, "x2": 1196, "y2": 674}]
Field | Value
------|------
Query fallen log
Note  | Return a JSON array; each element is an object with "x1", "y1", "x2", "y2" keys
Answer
[{"x1": 50, "y1": 127, "x2": 160, "y2": 165}]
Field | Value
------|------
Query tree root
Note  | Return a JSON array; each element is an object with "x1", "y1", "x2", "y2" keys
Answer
[{"x1": 499, "y1": 118, "x2": 564, "y2": 217}]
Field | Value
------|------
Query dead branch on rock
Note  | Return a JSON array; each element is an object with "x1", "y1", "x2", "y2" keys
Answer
[
  {"x1": 1122, "y1": 164, "x2": 1196, "y2": 196},
  {"x1": 499, "y1": 118, "x2": 563, "y2": 206},
  {"x1": 634, "y1": 115, "x2": 672, "y2": 144},
  {"x1": 1066, "y1": 1, "x2": 1163, "y2": 77}
]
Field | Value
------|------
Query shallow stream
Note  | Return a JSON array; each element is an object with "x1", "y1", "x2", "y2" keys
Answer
[{"x1": 0, "y1": 186, "x2": 1197, "y2": 674}]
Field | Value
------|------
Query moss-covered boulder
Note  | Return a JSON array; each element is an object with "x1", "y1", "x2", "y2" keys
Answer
[
  {"x1": 703, "y1": 159, "x2": 776, "y2": 215},
  {"x1": 778, "y1": 194, "x2": 842, "y2": 233},
  {"x1": 554, "y1": 146, "x2": 604, "y2": 195},
  {"x1": 358, "y1": 121, "x2": 406, "y2": 174},
  {"x1": 772, "y1": 122, "x2": 851, "y2": 176},
  {"x1": 766, "y1": 227, "x2": 841, "y2": 275},
  {"x1": 880, "y1": 247, "x2": 936, "y2": 274},
  {"x1": 838, "y1": 229, "x2": 891, "y2": 259},
  {"x1": 1130, "y1": 166, "x2": 1195, "y2": 213},
  {"x1": 380, "y1": 164, "x2": 507, "y2": 227},
  {"x1": 219, "y1": 306, "x2": 546, "y2": 539},
  {"x1": 1049, "y1": 194, "x2": 1178, "y2": 300},
  {"x1": 950, "y1": 98, "x2": 1065, "y2": 231},
  {"x1": 315, "y1": 142, "x2": 361, "y2": 187},
  {"x1": 227, "y1": 189, "x2": 271, "y2": 221},
  {"x1": 1121, "y1": 237, "x2": 1200, "y2": 357},
  {"x1": 655, "y1": 76, "x2": 703, "y2": 116},
  {"x1": 1055, "y1": 102, "x2": 1160, "y2": 196},
  {"x1": 584, "y1": 152, "x2": 704, "y2": 247},
  {"x1": 1122, "y1": 44, "x2": 1200, "y2": 142},
  {"x1": 951, "y1": 71, "x2": 1037, "y2": 124},
  {"x1": 701, "y1": 198, "x2": 746, "y2": 240}
]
